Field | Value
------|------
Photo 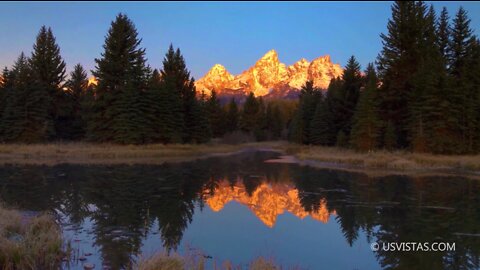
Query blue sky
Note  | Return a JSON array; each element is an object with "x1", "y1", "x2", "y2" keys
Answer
[{"x1": 0, "y1": 1, "x2": 479, "y2": 79}]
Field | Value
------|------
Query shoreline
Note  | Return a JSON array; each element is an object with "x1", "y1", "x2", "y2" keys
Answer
[
  {"x1": 0, "y1": 142, "x2": 283, "y2": 166},
  {"x1": 265, "y1": 154, "x2": 480, "y2": 179},
  {"x1": 0, "y1": 141, "x2": 479, "y2": 178}
]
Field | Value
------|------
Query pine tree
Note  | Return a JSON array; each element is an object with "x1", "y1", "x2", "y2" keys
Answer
[
  {"x1": 0, "y1": 67, "x2": 13, "y2": 138},
  {"x1": 254, "y1": 97, "x2": 267, "y2": 141},
  {"x1": 29, "y1": 26, "x2": 66, "y2": 141},
  {"x1": 408, "y1": 4, "x2": 439, "y2": 153},
  {"x1": 190, "y1": 91, "x2": 212, "y2": 143},
  {"x1": 159, "y1": 45, "x2": 208, "y2": 143},
  {"x1": 240, "y1": 92, "x2": 259, "y2": 133},
  {"x1": 337, "y1": 56, "x2": 362, "y2": 138},
  {"x1": 288, "y1": 80, "x2": 322, "y2": 144},
  {"x1": 1, "y1": 53, "x2": 37, "y2": 142},
  {"x1": 64, "y1": 64, "x2": 89, "y2": 140},
  {"x1": 323, "y1": 77, "x2": 344, "y2": 145},
  {"x1": 158, "y1": 46, "x2": 185, "y2": 143},
  {"x1": 150, "y1": 69, "x2": 182, "y2": 144},
  {"x1": 350, "y1": 64, "x2": 381, "y2": 151},
  {"x1": 206, "y1": 90, "x2": 225, "y2": 138},
  {"x1": 421, "y1": 5, "x2": 460, "y2": 154},
  {"x1": 377, "y1": 1, "x2": 422, "y2": 148},
  {"x1": 225, "y1": 98, "x2": 239, "y2": 132},
  {"x1": 465, "y1": 37, "x2": 480, "y2": 152},
  {"x1": 310, "y1": 99, "x2": 335, "y2": 145},
  {"x1": 266, "y1": 103, "x2": 283, "y2": 140},
  {"x1": 448, "y1": 7, "x2": 477, "y2": 152},
  {"x1": 437, "y1": 7, "x2": 450, "y2": 60},
  {"x1": 89, "y1": 13, "x2": 151, "y2": 144}
]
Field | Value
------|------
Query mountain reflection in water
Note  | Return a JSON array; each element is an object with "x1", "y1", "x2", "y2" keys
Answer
[
  {"x1": 0, "y1": 151, "x2": 478, "y2": 269},
  {"x1": 206, "y1": 180, "x2": 334, "y2": 227}
]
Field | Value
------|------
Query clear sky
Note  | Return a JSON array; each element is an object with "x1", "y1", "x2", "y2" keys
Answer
[{"x1": 0, "y1": 1, "x2": 479, "y2": 79}]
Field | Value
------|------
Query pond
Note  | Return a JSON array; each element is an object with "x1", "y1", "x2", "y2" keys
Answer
[{"x1": 0, "y1": 151, "x2": 479, "y2": 269}]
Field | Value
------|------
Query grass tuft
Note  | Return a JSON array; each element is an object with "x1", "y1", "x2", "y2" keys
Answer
[{"x1": 0, "y1": 203, "x2": 66, "y2": 270}]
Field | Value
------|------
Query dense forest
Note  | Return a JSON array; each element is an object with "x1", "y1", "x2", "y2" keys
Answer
[{"x1": 0, "y1": 1, "x2": 479, "y2": 154}]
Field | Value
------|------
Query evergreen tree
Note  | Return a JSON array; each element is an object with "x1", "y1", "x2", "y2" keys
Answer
[
  {"x1": 266, "y1": 103, "x2": 283, "y2": 140},
  {"x1": 377, "y1": 1, "x2": 423, "y2": 148},
  {"x1": 148, "y1": 69, "x2": 183, "y2": 144},
  {"x1": 29, "y1": 26, "x2": 66, "y2": 141},
  {"x1": 89, "y1": 13, "x2": 151, "y2": 144},
  {"x1": 254, "y1": 97, "x2": 268, "y2": 141},
  {"x1": 225, "y1": 98, "x2": 239, "y2": 132},
  {"x1": 0, "y1": 67, "x2": 13, "y2": 138},
  {"x1": 337, "y1": 56, "x2": 363, "y2": 138},
  {"x1": 408, "y1": 4, "x2": 439, "y2": 153},
  {"x1": 288, "y1": 80, "x2": 322, "y2": 144},
  {"x1": 157, "y1": 47, "x2": 187, "y2": 142},
  {"x1": 448, "y1": 7, "x2": 478, "y2": 153},
  {"x1": 63, "y1": 64, "x2": 89, "y2": 140},
  {"x1": 159, "y1": 45, "x2": 209, "y2": 143},
  {"x1": 1, "y1": 53, "x2": 37, "y2": 142},
  {"x1": 310, "y1": 99, "x2": 335, "y2": 145},
  {"x1": 465, "y1": 38, "x2": 480, "y2": 152},
  {"x1": 421, "y1": 5, "x2": 460, "y2": 154},
  {"x1": 240, "y1": 92, "x2": 259, "y2": 133},
  {"x1": 350, "y1": 64, "x2": 381, "y2": 151},
  {"x1": 323, "y1": 77, "x2": 344, "y2": 145},
  {"x1": 190, "y1": 90, "x2": 212, "y2": 143},
  {"x1": 206, "y1": 90, "x2": 225, "y2": 138},
  {"x1": 383, "y1": 120, "x2": 397, "y2": 151},
  {"x1": 437, "y1": 7, "x2": 450, "y2": 60}
]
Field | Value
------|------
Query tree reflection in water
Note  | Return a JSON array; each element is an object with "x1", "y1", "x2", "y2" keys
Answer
[{"x1": 0, "y1": 151, "x2": 478, "y2": 269}]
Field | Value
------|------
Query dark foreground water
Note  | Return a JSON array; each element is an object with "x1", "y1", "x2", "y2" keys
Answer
[{"x1": 0, "y1": 151, "x2": 479, "y2": 269}]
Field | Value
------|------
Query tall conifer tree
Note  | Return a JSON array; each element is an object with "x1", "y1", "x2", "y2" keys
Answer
[
  {"x1": 350, "y1": 64, "x2": 381, "y2": 151},
  {"x1": 89, "y1": 13, "x2": 151, "y2": 144},
  {"x1": 29, "y1": 26, "x2": 66, "y2": 141}
]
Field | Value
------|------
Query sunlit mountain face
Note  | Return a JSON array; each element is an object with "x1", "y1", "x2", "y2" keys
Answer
[
  {"x1": 195, "y1": 49, "x2": 343, "y2": 101},
  {"x1": 85, "y1": 50, "x2": 342, "y2": 102},
  {"x1": 206, "y1": 180, "x2": 335, "y2": 227}
]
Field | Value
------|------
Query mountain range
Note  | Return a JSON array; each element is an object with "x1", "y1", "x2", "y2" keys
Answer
[{"x1": 195, "y1": 49, "x2": 343, "y2": 101}]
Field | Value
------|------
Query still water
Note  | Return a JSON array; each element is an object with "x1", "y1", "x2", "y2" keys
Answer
[{"x1": 0, "y1": 151, "x2": 479, "y2": 269}]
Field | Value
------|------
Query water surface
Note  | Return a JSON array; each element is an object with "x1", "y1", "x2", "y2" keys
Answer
[{"x1": 0, "y1": 151, "x2": 478, "y2": 269}]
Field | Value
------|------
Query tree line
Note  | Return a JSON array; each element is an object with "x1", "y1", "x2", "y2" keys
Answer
[
  {"x1": 289, "y1": 1, "x2": 480, "y2": 154},
  {"x1": 0, "y1": 14, "x2": 293, "y2": 144},
  {"x1": 1, "y1": 2, "x2": 479, "y2": 154}
]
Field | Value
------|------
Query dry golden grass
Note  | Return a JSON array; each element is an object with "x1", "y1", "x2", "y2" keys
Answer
[
  {"x1": 285, "y1": 144, "x2": 480, "y2": 176},
  {"x1": 0, "y1": 204, "x2": 65, "y2": 270},
  {"x1": 136, "y1": 252, "x2": 185, "y2": 270},
  {"x1": 135, "y1": 252, "x2": 293, "y2": 270},
  {"x1": 0, "y1": 141, "x2": 284, "y2": 165},
  {"x1": 249, "y1": 257, "x2": 278, "y2": 270}
]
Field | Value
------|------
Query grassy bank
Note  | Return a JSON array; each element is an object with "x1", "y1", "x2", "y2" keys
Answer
[
  {"x1": 0, "y1": 141, "x2": 479, "y2": 176},
  {"x1": 136, "y1": 252, "x2": 294, "y2": 270},
  {"x1": 284, "y1": 144, "x2": 480, "y2": 176},
  {"x1": 0, "y1": 141, "x2": 283, "y2": 165},
  {"x1": 0, "y1": 204, "x2": 66, "y2": 270}
]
